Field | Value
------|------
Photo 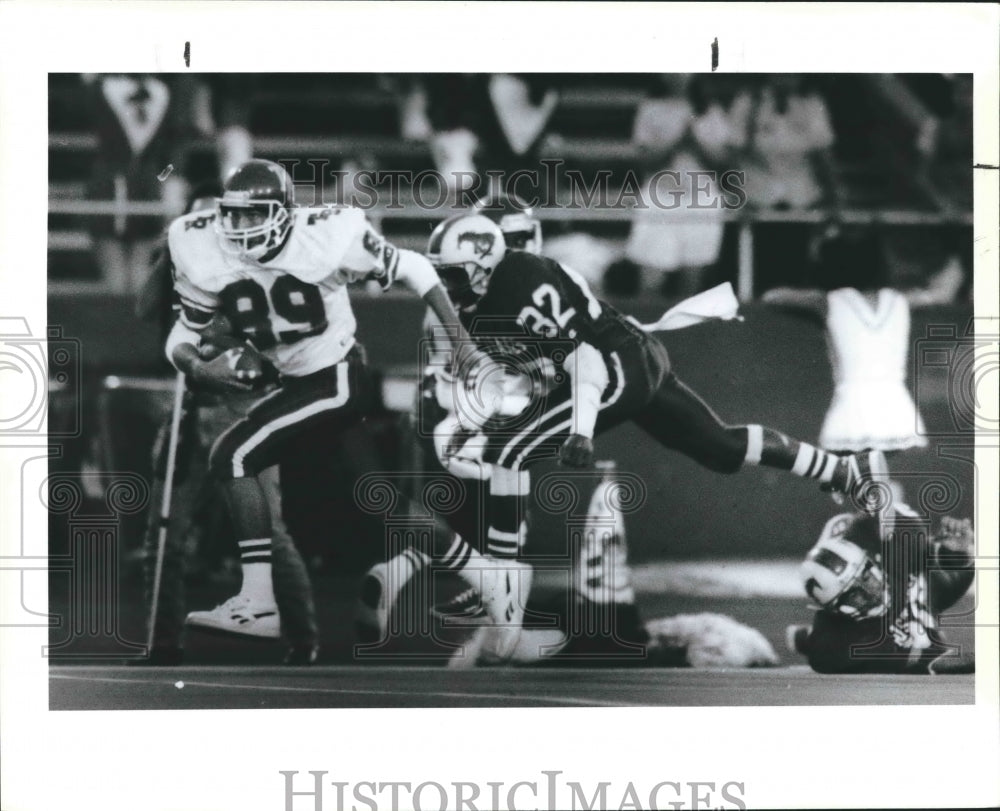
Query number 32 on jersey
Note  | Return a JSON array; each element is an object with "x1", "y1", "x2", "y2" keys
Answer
[{"x1": 219, "y1": 276, "x2": 328, "y2": 350}]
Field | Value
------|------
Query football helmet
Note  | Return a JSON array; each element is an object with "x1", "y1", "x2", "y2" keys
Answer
[
  {"x1": 427, "y1": 214, "x2": 506, "y2": 310},
  {"x1": 216, "y1": 159, "x2": 295, "y2": 260},
  {"x1": 800, "y1": 531, "x2": 887, "y2": 619},
  {"x1": 473, "y1": 191, "x2": 543, "y2": 255}
]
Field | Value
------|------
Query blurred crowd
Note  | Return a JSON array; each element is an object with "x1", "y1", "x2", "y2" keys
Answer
[{"x1": 51, "y1": 72, "x2": 972, "y2": 305}]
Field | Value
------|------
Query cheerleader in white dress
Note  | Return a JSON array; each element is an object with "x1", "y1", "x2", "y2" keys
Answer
[
  {"x1": 762, "y1": 229, "x2": 958, "y2": 453},
  {"x1": 818, "y1": 286, "x2": 927, "y2": 451}
]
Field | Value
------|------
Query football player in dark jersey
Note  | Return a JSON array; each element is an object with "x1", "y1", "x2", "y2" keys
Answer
[
  {"x1": 788, "y1": 501, "x2": 975, "y2": 674},
  {"x1": 420, "y1": 213, "x2": 890, "y2": 663},
  {"x1": 357, "y1": 195, "x2": 548, "y2": 642}
]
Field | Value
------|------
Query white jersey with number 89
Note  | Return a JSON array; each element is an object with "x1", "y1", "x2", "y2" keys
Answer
[{"x1": 169, "y1": 205, "x2": 400, "y2": 377}]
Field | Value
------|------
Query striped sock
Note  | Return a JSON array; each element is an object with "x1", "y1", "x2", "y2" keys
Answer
[
  {"x1": 238, "y1": 538, "x2": 275, "y2": 603},
  {"x1": 487, "y1": 468, "x2": 530, "y2": 559},
  {"x1": 790, "y1": 443, "x2": 839, "y2": 484},
  {"x1": 438, "y1": 533, "x2": 491, "y2": 590}
]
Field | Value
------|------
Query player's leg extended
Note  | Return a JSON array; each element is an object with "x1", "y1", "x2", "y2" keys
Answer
[
  {"x1": 189, "y1": 361, "x2": 360, "y2": 637},
  {"x1": 357, "y1": 485, "x2": 528, "y2": 664},
  {"x1": 632, "y1": 372, "x2": 886, "y2": 501}
]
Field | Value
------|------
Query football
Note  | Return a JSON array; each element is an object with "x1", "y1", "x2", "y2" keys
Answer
[
  {"x1": 197, "y1": 313, "x2": 245, "y2": 358},
  {"x1": 196, "y1": 314, "x2": 275, "y2": 387},
  {"x1": 221, "y1": 345, "x2": 268, "y2": 381}
]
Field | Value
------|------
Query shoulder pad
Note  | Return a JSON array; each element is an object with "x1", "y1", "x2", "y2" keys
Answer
[
  {"x1": 168, "y1": 211, "x2": 228, "y2": 290},
  {"x1": 283, "y1": 206, "x2": 368, "y2": 282}
]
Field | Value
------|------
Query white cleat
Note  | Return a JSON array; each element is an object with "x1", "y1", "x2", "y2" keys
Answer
[
  {"x1": 185, "y1": 594, "x2": 280, "y2": 639},
  {"x1": 475, "y1": 559, "x2": 533, "y2": 666}
]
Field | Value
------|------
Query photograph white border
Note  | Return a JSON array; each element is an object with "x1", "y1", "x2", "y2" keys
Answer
[{"x1": 2, "y1": 3, "x2": 998, "y2": 809}]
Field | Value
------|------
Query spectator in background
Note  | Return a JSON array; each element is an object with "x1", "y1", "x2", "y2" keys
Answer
[
  {"x1": 741, "y1": 75, "x2": 843, "y2": 291},
  {"x1": 417, "y1": 74, "x2": 560, "y2": 198},
  {"x1": 204, "y1": 75, "x2": 256, "y2": 182},
  {"x1": 82, "y1": 73, "x2": 253, "y2": 302},
  {"x1": 762, "y1": 225, "x2": 962, "y2": 455},
  {"x1": 623, "y1": 74, "x2": 736, "y2": 298},
  {"x1": 82, "y1": 73, "x2": 191, "y2": 297},
  {"x1": 485, "y1": 73, "x2": 560, "y2": 177},
  {"x1": 740, "y1": 75, "x2": 840, "y2": 210}
]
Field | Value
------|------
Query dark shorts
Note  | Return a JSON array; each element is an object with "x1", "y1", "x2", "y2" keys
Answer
[{"x1": 209, "y1": 346, "x2": 370, "y2": 480}]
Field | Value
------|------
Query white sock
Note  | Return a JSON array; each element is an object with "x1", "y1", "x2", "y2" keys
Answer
[{"x1": 240, "y1": 562, "x2": 276, "y2": 605}]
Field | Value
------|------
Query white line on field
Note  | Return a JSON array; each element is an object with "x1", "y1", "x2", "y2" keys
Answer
[{"x1": 49, "y1": 672, "x2": 636, "y2": 708}]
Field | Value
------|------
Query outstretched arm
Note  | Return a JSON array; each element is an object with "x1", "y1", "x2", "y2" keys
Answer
[
  {"x1": 395, "y1": 249, "x2": 503, "y2": 425},
  {"x1": 902, "y1": 258, "x2": 964, "y2": 308}
]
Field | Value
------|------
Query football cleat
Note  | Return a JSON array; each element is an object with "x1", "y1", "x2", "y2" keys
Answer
[
  {"x1": 283, "y1": 643, "x2": 319, "y2": 666},
  {"x1": 431, "y1": 586, "x2": 487, "y2": 626},
  {"x1": 185, "y1": 594, "x2": 280, "y2": 639},
  {"x1": 475, "y1": 559, "x2": 533, "y2": 665},
  {"x1": 826, "y1": 449, "x2": 890, "y2": 512}
]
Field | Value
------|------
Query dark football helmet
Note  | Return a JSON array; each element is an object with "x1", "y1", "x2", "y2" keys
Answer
[
  {"x1": 473, "y1": 191, "x2": 543, "y2": 255},
  {"x1": 216, "y1": 159, "x2": 295, "y2": 260}
]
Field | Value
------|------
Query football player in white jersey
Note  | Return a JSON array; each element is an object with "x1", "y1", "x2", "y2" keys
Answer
[{"x1": 165, "y1": 159, "x2": 495, "y2": 639}]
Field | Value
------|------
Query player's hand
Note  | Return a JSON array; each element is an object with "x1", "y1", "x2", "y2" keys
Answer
[
  {"x1": 452, "y1": 346, "x2": 504, "y2": 427},
  {"x1": 191, "y1": 348, "x2": 259, "y2": 392},
  {"x1": 559, "y1": 434, "x2": 594, "y2": 468},
  {"x1": 433, "y1": 416, "x2": 491, "y2": 480},
  {"x1": 937, "y1": 516, "x2": 974, "y2": 555}
]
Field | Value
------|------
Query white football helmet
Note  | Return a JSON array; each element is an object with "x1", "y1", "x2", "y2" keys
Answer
[
  {"x1": 473, "y1": 191, "x2": 543, "y2": 255},
  {"x1": 426, "y1": 214, "x2": 507, "y2": 310},
  {"x1": 800, "y1": 524, "x2": 887, "y2": 619}
]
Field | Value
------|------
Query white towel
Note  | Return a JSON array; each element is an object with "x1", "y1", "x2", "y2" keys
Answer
[{"x1": 629, "y1": 282, "x2": 743, "y2": 332}]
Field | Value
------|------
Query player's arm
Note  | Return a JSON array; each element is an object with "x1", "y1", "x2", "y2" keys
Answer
[
  {"x1": 499, "y1": 256, "x2": 609, "y2": 466},
  {"x1": 559, "y1": 339, "x2": 607, "y2": 467},
  {"x1": 343, "y1": 222, "x2": 501, "y2": 419},
  {"x1": 165, "y1": 227, "x2": 256, "y2": 391}
]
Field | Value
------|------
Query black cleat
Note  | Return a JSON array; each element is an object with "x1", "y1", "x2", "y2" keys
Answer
[{"x1": 283, "y1": 643, "x2": 319, "y2": 666}]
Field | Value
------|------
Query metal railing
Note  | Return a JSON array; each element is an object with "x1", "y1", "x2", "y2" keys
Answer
[{"x1": 48, "y1": 197, "x2": 973, "y2": 301}]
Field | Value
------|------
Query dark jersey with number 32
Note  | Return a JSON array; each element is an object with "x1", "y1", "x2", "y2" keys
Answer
[
  {"x1": 169, "y1": 205, "x2": 399, "y2": 377},
  {"x1": 464, "y1": 251, "x2": 666, "y2": 378}
]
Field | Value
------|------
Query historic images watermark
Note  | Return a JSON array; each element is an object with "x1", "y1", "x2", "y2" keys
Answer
[
  {"x1": 278, "y1": 159, "x2": 748, "y2": 213},
  {"x1": 279, "y1": 770, "x2": 748, "y2": 811}
]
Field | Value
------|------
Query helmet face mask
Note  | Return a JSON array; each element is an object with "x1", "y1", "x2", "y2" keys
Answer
[
  {"x1": 215, "y1": 160, "x2": 294, "y2": 261},
  {"x1": 801, "y1": 534, "x2": 887, "y2": 620},
  {"x1": 427, "y1": 214, "x2": 507, "y2": 311}
]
